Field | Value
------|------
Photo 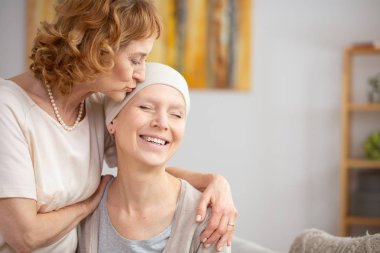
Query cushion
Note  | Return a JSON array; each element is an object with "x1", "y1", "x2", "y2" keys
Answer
[{"x1": 289, "y1": 228, "x2": 380, "y2": 253}]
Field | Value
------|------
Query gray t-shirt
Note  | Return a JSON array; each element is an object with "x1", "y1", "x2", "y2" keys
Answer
[
  {"x1": 78, "y1": 179, "x2": 230, "y2": 253},
  {"x1": 98, "y1": 180, "x2": 174, "y2": 253}
]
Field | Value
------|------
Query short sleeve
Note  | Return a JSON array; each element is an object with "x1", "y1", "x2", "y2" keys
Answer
[{"x1": 0, "y1": 90, "x2": 36, "y2": 199}]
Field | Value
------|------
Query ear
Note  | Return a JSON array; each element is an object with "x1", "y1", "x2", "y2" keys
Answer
[{"x1": 107, "y1": 120, "x2": 116, "y2": 134}]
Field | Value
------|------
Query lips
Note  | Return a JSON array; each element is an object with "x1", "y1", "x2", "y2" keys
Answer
[
  {"x1": 125, "y1": 87, "x2": 134, "y2": 93},
  {"x1": 140, "y1": 135, "x2": 169, "y2": 145}
]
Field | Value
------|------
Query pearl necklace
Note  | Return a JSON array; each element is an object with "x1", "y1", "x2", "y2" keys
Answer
[{"x1": 46, "y1": 84, "x2": 84, "y2": 131}]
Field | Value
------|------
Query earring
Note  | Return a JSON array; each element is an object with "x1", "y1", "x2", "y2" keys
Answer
[{"x1": 107, "y1": 121, "x2": 115, "y2": 134}]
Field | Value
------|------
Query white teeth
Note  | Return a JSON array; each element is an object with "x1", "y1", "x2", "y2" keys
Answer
[{"x1": 144, "y1": 136, "x2": 166, "y2": 145}]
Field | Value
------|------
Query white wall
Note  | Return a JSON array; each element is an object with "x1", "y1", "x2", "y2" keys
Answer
[
  {"x1": 0, "y1": 0, "x2": 25, "y2": 77},
  {"x1": 1, "y1": 0, "x2": 380, "y2": 251}
]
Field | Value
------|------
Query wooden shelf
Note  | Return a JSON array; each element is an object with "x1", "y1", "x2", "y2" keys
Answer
[
  {"x1": 349, "y1": 103, "x2": 380, "y2": 112},
  {"x1": 347, "y1": 46, "x2": 380, "y2": 54},
  {"x1": 347, "y1": 159, "x2": 380, "y2": 169},
  {"x1": 340, "y1": 45, "x2": 380, "y2": 236},
  {"x1": 347, "y1": 216, "x2": 380, "y2": 226}
]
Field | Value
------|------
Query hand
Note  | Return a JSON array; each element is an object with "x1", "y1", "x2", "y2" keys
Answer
[
  {"x1": 0, "y1": 175, "x2": 113, "y2": 252},
  {"x1": 81, "y1": 175, "x2": 113, "y2": 216},
  {"x1": 196, "y1": 174, "x2": 238, "y2": 251}
]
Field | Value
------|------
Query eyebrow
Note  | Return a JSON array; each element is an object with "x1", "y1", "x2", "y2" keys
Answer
[
  {"x1": 139, "y1": 97, "x2": 185, "y2": 111},
  {"x1": 130, "y1": 52, "x2": 148, "y2": 57},
  {"x1": 170, "y1": 104, "x2": 186, "y2": 112}
]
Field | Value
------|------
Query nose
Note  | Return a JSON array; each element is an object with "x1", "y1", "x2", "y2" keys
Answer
[
  {"x1": 133, "y1": 62, "x2": 146, "y2": 82},
  {"x1": 151, "y1": 112, "x2": 169, "y2": 131}
]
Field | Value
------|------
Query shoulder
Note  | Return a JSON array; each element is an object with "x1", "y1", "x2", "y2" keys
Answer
[
  {"x1": 177, "y1": 180, "x2": 212, "y2": 230},
  {"x1": 0, "y1": 78, "x2": 34, "y2": 107},
  {"x1": 0, "y1": 78, "x2": 34, "y2": 125},
  {"x1": 179, "y1": 179, "x2": 203, "y2": 208},
  {"x1": 174, "y1": 180, "x2": 215, "y2": 251}
]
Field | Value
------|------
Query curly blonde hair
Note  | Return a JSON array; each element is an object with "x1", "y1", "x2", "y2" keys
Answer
[{"x1": 30, "y1": 0, "x2": 162, "y2": 95}]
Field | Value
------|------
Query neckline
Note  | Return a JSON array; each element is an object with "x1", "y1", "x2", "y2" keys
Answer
[
  {"x1": 3, "y1": 78, "x2": 88, "y2": 131},
  {"x1": 102, "y1": 178, "x2": 184, "y2": 245}
]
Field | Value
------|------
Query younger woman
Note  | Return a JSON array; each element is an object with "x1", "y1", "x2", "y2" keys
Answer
[{"x1": 78, "y1": 63, "x2": 232, "y2": 253}]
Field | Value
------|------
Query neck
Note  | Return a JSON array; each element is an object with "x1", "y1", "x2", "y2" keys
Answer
[
  {"x1": 10, "y1": 71, "x2": 98, "y2": 130},
  {"x1": 10, "y1": 71, "x2": 95, "y2": 112},
  {"x1": 46, "y1": 81, "x2": 92, "y2": 114},
  {"x1": 108, "y1": 160, "x2": 180, "y2": 213}
]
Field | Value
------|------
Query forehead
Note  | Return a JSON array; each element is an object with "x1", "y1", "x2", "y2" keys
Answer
[
  {"x1": 130, "y1": 84, "x2": 185, "y2": 106},
  {"x1": 120, "y1": 37, "x2": 155, "y2": 56}
]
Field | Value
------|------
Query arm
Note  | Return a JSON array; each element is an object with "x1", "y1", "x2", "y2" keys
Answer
[
  {"x1": 0, "y1": 176, "x2": 111, "y2": 252},
  {"x1": 0, "y1": 94, "x2": 111, "y2": 251},
  {"x1": 166, "y1": 167, "x2": 214, "y2": 192},
  {"x1": 166, "y1": 167, "x2": 238, "y2": 251}
]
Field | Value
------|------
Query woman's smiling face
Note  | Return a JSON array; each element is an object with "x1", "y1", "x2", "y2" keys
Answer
[{"x1": 111, "y1": 84, "x2": 187, "y2": 168}]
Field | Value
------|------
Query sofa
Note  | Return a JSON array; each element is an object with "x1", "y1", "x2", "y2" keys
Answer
[
  {"x1": 232, "y1": 229, "x2": 380, "y2": 253},
  {"x1": 232, "y1": 236, "x2": 282, "y2": 253},
  {"x1": 289, "y1": 229, "x2": 380, "y2": 253}
]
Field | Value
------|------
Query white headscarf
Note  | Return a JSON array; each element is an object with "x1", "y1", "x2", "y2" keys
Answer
[{"x1": 104, "y1": 62, "x2": 190, "y2": 125}]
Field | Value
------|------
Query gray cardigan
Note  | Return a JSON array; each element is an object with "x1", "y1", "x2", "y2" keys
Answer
[{"x1": 77, "y1": 179, "x2": 230, "y2": 253}]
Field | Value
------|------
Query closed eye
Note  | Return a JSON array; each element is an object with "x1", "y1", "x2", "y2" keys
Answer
[
  {"x1": 139, "y1": 105, "x2": 152, "y2": 110},
  {"x1": 172, "y1": 114, "x2": 182, "y2": 119},
  {"x1": 131, "y1": 59, "x2": 141, "y2": 65}
]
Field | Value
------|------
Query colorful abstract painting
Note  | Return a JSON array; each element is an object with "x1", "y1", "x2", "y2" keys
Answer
[
  {"x1": 26, "y1": 0, "x2": 252, "y2": 90},
  {"x1": 149, "y1": 0, "x2": 252, "y2": 90}
]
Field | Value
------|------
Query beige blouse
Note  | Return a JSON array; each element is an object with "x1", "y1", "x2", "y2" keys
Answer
[{"x1": 0, "y1": 79, "x2": 116, "y2": 252}]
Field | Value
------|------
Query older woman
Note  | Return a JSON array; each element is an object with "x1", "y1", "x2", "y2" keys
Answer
[
  {"x1": 78, "y1": 62, "x2": 231, "y2": 253},
  {"x1": 0, "y1": 0, "x2": 236, "y2": 252}
]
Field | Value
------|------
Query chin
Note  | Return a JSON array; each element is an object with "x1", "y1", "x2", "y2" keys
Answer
[
  {"x1": 105, "y1": 92, "x2": 127, "y2": 102},
  {"x1": 139, "y1": 156, "x2": 168, "y2": 168}
]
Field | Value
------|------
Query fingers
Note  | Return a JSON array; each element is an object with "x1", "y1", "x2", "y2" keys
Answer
[
  {"x1": 196, "y1": 174, "x2": 238, "y2": 251},
  {"x1": 196, "y1": 189, "x2": 212, "y2": 223},
  {"x1": 200, "y1": 205, "x2": 223, "y2": 245},
  {"x1": 209, "y1": 214, "x2": 229, "y2": 251},
  {"x1": 210, "y1": 213, "x2": 229, "y2": 242},
  {"x1": 94, "y1": 175, "x2": 113, "y2": 195},
  {"x1": 217, "y1": 230, "x2": 233, "y2": 251},
  {"x1": 83, "y1": 175, "x2": 113, "y2": 213},
  {"x1": 201, "y1": 215, "x2": 235, "y2": 252},
  {"x1": 201, "y1": 208, "x2": 238, "y2": 251},
  {"x1": 205, "y1": 216, "x2": 236, "y2": 252},
  {"x1": 225, "y1": 209, "x2": 237, "y2": 246},
  {"x1": 100, "y1": 174, "x2": 113, "y2": 186}
]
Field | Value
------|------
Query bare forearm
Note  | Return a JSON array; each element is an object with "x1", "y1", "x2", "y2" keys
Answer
[
  {"x1": 32, "y1": 202, "x2": 88, "y2": 248},
  {"x1": 166, "y1": 167, "x2": 216, "y2": 191},
  {"x1": 0, "y1": 176, "x2": 111, "y2": 252},
  {"x1": 0, "y1": 199, "x2": 89, "y2": 252}
]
